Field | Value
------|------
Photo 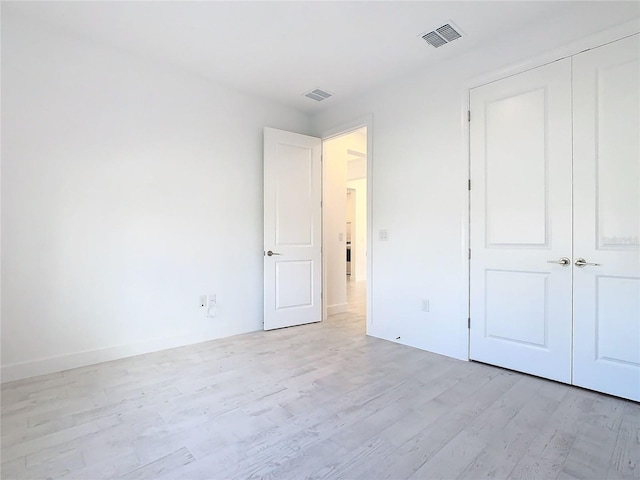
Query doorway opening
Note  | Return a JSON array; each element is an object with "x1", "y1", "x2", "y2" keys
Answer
[{"x1": 322, "y1": 126, "x2": 368, "y2": 325}]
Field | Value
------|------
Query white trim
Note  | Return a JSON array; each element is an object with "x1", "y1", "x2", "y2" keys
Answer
[
  {"x1": 321, "y1": 114, "x2": 372, "y2": 140},
  {"x1": 467, "y1": 20, "x2": 639, "y2": 91},
  {"x1": 320, "y1": 114, "x2": 373, "y2": 333},
  {"x1": 462, "y1": 87, "x2": 471, "y2": 361},
  {"x1": 0, "y1": 330, "x2": 241, "y2": 383}
]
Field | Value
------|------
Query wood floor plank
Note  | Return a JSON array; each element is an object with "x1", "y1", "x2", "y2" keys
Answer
[
  {"x1": 606, "y1": 401, "x2": 640, "y2": 479},
  {"x1": 120, "y1": 446, "x2": 196, "y2": 480},
  {"x1": 408, "y1": 375, "x2": 547, "y2": 479},
  {"x1": 507, "y1": 388, "x2": 595, "y2": 480},
  {"x1": 2, "y1": 444, "x2": 85, "y2": 480},
  {"x1": 2, "y1": 280, "x2": 637, "y2": 480},
  {"x1": 456, "y1": 379, "x2": 568, "y2": 479},
  {"x1": 1, "y1": 411, "x2": 122, "y2": 464},
  {"x1": 358, "y1": 368, "x2": 523, "y2": 479},
  {"x1": 560, "y1": 394, "x2": 627, "y2": 479},
  {"x1": 312, "y1": 437, "x2": 397, "y2": 480},
  {"x1": 58, "y1": 452, "x2": 142, "y2": 480}
]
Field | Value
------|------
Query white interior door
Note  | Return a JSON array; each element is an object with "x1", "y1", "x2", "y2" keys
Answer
[
  {"x1": 469, "y1": 59, "x2": 573, "y2": 383},
  {"x1": 263, "y1": 127, "x2": 322, "y2": 330},
  {"x1": 572, "y1": 35, "x2": 640, "y2": 402}
]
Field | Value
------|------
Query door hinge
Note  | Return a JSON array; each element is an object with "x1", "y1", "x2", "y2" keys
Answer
[
  {"x1": 467, "y1": 110, "x2": 471, "y2": 122},
  {"x1": 468, "y1": 179, "x2": 471, "y2": 191},
  {"x1": 468, "y1": 248, "x2": 471, "y2": 260},
  {"x1": 468, "y1": 317, "x2": 471, "y2": 329},
  {"x1": 320, "y1": 200, "x2": 323, "y2": 208}
]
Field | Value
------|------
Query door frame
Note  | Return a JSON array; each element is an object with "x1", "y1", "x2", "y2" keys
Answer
[{"x1": 320, "y1": 114, "x2": 373, "y2": 332}]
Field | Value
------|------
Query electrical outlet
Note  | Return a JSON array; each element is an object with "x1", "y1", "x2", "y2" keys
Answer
[
  {"x1": 199, "y1": 295, "x2": 207, "y2": 308},
  {"x1": 379, "y1": 229, "x2": 389, "y2": 241},
  {"x1": 421, "y1": 298, "x2": 430, "y2": 312}
]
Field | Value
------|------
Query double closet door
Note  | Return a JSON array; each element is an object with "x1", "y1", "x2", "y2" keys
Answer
[{"x1": 469, "y1": 35, "x2": 639, "y2": 401}]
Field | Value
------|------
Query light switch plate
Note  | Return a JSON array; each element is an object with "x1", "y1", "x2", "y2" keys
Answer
[{"x1": 422, "y1": 299, "x2": 430, "y2": 312}]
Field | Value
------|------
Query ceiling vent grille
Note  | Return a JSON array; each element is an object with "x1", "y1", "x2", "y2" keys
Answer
[
  {"x1": 420, "y1": 22, "x2": 463, "y2": 48},
  {"x1": 304, "y1": 88, "x2": 333, "y2": 102}
]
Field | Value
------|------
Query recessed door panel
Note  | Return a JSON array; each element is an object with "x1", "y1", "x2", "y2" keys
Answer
[
  {"x1": 573, "y1": 34, "x2": 640, "y2": 401},
  {"x1": 276, "y1": 144, "x2": 314, "y2": 246},
  {"x1": 597, "y1": 59, "x2": 640, "y2": 249},
  {"x1": 276, "y1": 261, "x2": 313, "y2": 310},
  {"x1": 486, "y1": 89, "x2": 548, "y2": 246},
  {"x1": 470, "y1": 59, "x2": 573, "y2": 384},
  {"x1": 485, "y1": 270, "x2": 549, "y2": 347},
  {"x1": 595, "y1": 276, "x2": 639, "y2": 367}
]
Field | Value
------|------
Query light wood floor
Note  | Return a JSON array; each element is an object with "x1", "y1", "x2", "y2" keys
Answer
[{"x1": 2, "y1": 279, "x2": 639, "y2": 480}]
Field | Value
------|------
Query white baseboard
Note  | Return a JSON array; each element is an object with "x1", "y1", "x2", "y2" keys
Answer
[
  {"x1": 0, "y1": 329, "x2": 254, "y2": 383},
  {"x1": 327, "y1": 303, "x2": 348, "y2": 315}
]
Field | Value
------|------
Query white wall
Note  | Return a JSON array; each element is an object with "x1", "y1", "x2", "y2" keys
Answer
[
  {"x1": 1, "y1": 12, "x2": 311, "y2": 381},
  {"x1": 312, "y1": 19, "x2": 640, "y2": 361},
  {"x1": 347, "y1": 158, "x2": 367, "y2": 180}
]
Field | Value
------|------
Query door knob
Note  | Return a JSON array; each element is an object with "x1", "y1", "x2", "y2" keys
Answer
[
  {"x1": 547, "y1": 257, "x2": 571, "y2": 266},
  {"x1": 575, "y1": 258, "x2": 600, "y2": 267},
  {"x1": 265, "y1": 250, "x2": 282, "y2": 257}
]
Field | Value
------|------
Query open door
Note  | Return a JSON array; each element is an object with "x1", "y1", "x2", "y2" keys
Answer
[{"x1": 264, "y1": 127, "x2": 322, "y2": 330}]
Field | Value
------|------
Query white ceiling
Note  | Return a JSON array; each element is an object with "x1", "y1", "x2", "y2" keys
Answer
[{"x1": 4, "y1": 1, "x2": 639, "y2": 114}]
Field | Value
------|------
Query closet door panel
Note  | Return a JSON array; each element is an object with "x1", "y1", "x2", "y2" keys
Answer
[
  {"x1": 572, "y1": 34, "x2": 640, "y2": 401},
  {"x1": 469, "y1": 59, "x2": 573, "y2": 383}
]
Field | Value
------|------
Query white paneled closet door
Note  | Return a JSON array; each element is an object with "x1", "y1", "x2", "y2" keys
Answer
[
  {"x1": 572, "y1": 35, "x2": 640, "y2": 402},
  {"x1": 470, "y1": 34, "x2": 640, "y2": 401},
  {"x1": 469, "y1": 59, "x2": 574, "y2": 383}
]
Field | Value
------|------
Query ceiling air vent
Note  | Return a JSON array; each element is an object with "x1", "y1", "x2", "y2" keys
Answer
[
  {"x1": 304, "y1": 88, "x2": 333, "y2": 102},
  {"x1": 420, "y1": 22, "x2": 463, "y2": 48}
]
